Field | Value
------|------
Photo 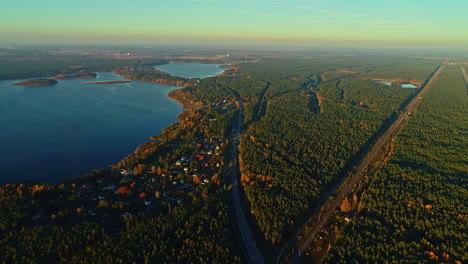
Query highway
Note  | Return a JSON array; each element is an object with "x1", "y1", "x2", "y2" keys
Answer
[
  {"x1": 230, "y1": 94, "x2": 264, "y2": 264},
  {"x1": 288, "y1": 62, "x2": 446, "y2": 263}
]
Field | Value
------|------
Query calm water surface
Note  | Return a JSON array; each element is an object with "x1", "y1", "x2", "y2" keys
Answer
[
  {"x1": 0, "y1": 72, "x2": 182, "y2": 183},
  {"x1": 374, "y1": 80, "x2": 418, "y2": 88},
  {"x1": 376, "y1": 80, "x2": 393, "y2": 86},
  {"x1": 1, "y1": 64, "x2": 226, "y2": 183},
  {"x1": 154, "y1": 62, "x2": 228, "y2": 79},
  {"x1": 402, "y1": 83, "x2": 418, "y2": 88}
]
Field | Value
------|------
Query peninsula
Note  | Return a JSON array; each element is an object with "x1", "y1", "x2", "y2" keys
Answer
[
  {"x1": 12, "y1": 78, "x2": 58, "y2": 86},
  {"x1": 53, "y1": 70, "x2": 97, "y2": 80}
]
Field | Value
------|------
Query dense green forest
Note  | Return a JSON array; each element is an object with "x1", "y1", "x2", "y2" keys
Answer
[
  {"x1": 0, "y1": 184, "x2": 239, "y2": 263},
  {"x1": 113, "y1": 66, "x2": 190, "y2": 86},
  {"x1": 175, "y1": 56, "x2": 441, "y2": 248},
  {"x1": 234, "y1": 58, "x2": 434, "y2": 245},
  {"x1": 360, "y1": 58, "x2": 440, "y2": 85},
  {"x1": 1, "y1": 53, "x2": 463, "y2": 263},
  {"x1": 321, "y1": 65, "x2": 467, "y2": 263}
]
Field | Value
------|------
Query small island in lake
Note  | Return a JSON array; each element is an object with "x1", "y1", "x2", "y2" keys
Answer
[
  {"x1": 85, "y1": 81, "x2": 132, "y2": 85},
  {"x1": 12, "y1": 79, "x2": 58, "y2": 86}
]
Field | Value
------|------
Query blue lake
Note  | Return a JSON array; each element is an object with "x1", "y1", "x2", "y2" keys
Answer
[
  {"x1": 0, "y1": 64, "x2": 226, "y2": 184},
  {"x1": 376, "y1": 81, "x2": 393, "y2": 86},
  {"x1": 374, "y1": 80, "x2": 418, "y2": 88},
  {"x1": 154, "y1": 62, "x2": 228, "y2": 79},
  {"x1": 402, "y1": 83, "x2": 418, "y2": 88}
]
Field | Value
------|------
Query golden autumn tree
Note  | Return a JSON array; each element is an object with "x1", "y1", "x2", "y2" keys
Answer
[{"x1": 340, "y1": 196, "x2": 352, "y2": 213}]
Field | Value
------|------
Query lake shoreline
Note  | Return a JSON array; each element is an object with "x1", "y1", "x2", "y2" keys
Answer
[
  {"x1": 0, "y1": 72, "x2": 184, "y2": 184},
  {"x1": 0, "y1": 63, "x2": 229, "y2": 185},
  {"x1": 167, "y1": 89, "x2": 202, "y2": 110},
  {"x1": 102, "y1": 63, "x2": 230, "y2": 182},
  {"x1": 85, "y1": 81, "x2": 132, "y2": 85}
]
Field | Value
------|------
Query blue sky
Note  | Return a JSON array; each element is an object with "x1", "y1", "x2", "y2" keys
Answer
[{"x1": 1, "y1": 0, "x2": 467, "y2": 47}]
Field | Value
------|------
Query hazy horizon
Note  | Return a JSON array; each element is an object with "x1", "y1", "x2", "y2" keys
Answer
[{"x1": 2, "y1": 0, "x2": 467, "y2": 49}]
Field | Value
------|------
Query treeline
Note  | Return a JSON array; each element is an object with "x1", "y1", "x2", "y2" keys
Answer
[
  {"x1": 322, "y1": 65, "x2": 467, "y2": 263},
  {"x1": 360, "y1": 58, "x2": 440, "y2": 84},
  {"x1": 114, "y1": 66, "x2": 189, "y2": 86},
  {"x1": 179, "y1": 76, "x2": 267, "y2": 107},
  {"x1": 0, "y1": 59, "x2": 141, "y2": 80}
]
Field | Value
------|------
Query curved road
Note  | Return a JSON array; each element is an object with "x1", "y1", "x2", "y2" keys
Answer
[
  {"x1": 230, "y1": 94, "x2": 264, "y2": 264},
  {"x1": 288, "y1": 62, "x2": 446, "y2": 263}
]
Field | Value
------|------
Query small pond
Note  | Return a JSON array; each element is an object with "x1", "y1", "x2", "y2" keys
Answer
[{"x1": 374, "y1": 80, "x2": 418, "y2": 88}]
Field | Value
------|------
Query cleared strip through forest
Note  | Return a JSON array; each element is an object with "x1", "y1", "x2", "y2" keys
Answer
[
  {"x1": 335, "y1": 80, "x2": 344, "y2": 104},
  {"x1": 252, "y1": 81, "x2": 271, "y2": 123},
  {"x1": 305, "y1": 74, "x2": 322, "y2": 113},
  {"x1": 286, "y1": 62, "x2": 446, "y2": 264},
  {"x1": 461, "y1": 66, "x2": 468, "y2": 91},
  {"x1": 133, "y1": 59, "x2": 142, "y2": 71}
]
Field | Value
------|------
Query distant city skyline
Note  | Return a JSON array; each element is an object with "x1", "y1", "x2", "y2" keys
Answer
[{"x1": 2, "y1": 0, "x2": 467, "y2": 48}]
